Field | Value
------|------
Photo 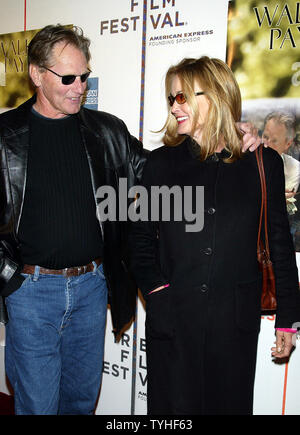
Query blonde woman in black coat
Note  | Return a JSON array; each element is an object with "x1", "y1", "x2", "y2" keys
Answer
[{"x1": 129, "y1": 56, "x2": 300, "y2": 415}]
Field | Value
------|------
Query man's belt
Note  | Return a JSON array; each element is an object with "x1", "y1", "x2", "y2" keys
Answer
[{"x1": 22, "y1": 257, "x2": 102, "y2": 277}]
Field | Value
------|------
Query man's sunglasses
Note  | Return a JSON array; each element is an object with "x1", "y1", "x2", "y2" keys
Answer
[
  {"x1": 44, "y1": 67, "x2": 91, "y2": 85},
  {"x1": 168, "y1": 91, "x2": 205, "y2": 107}
]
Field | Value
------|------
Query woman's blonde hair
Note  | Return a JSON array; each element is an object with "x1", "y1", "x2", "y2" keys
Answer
[{"x1": 161, "y1": 56, "x2": 243, "y2": 162}]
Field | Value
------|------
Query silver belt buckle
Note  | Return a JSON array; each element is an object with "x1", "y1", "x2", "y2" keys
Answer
[{"x1": 77, "y1": 265, "x2": 86, "y2": 275}]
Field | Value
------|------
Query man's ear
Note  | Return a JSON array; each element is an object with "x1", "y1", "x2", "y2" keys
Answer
[
  {"x1": 29, "y1": 64, "x2": 42, "y2": 87},
  {"x1": 285, "y1": 138, "x2": 294, "y2": 153}
]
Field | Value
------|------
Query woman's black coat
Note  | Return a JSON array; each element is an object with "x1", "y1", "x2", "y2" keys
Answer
[{"x1": 129, "y1": 138, "x2": 300, "y2": 415}]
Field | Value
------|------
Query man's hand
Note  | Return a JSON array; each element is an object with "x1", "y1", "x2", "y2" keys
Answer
[
  {"x1": 285, "y1": 189, "x2": 296, "y2": 200},
  {"x1": 238, "y1": 122, "x2": 262, "y2": 153}
]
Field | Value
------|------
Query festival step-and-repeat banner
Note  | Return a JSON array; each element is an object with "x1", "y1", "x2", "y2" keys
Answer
[{"x1": 0, "y1": 0, "x2": 300, "y2": 415}]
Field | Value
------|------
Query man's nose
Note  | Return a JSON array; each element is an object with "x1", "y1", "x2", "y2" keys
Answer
[{"x1": 73, "y1": 77, "x2": 86, "y2": 94}]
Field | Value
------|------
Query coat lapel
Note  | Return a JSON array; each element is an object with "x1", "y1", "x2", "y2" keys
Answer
[
  {"x1": 78, "y1": 110, "x2": 105, "y2": 196},
  {"x1": 3, "y1": 98, "x2": 35, "y2": 235},
  {"x1": 6, "y1": 130, "x2": 29, "y2": 234}
]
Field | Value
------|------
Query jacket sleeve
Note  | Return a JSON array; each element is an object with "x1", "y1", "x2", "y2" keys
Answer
[
  {"x1": 0, "y1": 131, "x2": 24, "y2": 297},
  {"x1": 129, "y1": 153, "x2": 169, "y2": 299},
  {"x1": 266, "y1": 150, "x2": 300, "y2": 328},
  {"x1": 128, "y1": 133, "x2": 149, "y2": 184}
]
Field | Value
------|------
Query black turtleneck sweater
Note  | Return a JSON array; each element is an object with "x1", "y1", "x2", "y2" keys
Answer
[{"x1": 18, "y1": 108, "x2": 103, "y2": 269}]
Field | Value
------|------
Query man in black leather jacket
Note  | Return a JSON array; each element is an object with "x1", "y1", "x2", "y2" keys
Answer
[{"x1": 0, "y1": 25, "x2": 146, "y2": 415}]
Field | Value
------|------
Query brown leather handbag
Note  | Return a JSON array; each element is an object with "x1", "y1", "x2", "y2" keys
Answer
[{"x1": 255, "y1": 145, "x2": 277, "y2": 311}]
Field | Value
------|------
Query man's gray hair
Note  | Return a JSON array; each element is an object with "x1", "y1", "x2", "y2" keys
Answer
[
  {"x1": 28, "y1": 24, "x2": 91, "y2": 69},
  {"x1": 264, "y1": 111, "x2": 296, "y2": 140}
]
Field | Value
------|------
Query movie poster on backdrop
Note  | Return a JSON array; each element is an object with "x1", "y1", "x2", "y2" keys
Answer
[
  {"x1": 227, "y1": 0, "x2": 300, "y2": 253},
  {"x1": 227, "y1": 0, "x2": 300, "y2": 415},
  {"x1": 0, "y1": 29, "x2": 40, "y2": 112},
  {"x1": 134, "y1": 0, "x2": 230, "y2": 414}
]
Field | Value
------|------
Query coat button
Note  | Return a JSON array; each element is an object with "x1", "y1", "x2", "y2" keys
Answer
[
  {"x1": 207, "y1": 207, "x2": 216, "y2": 215},
  {"x1": 200, "y1": 284, "x2": 208, "y2": 293},
  {"x1": 203, "y1": 247, "x2": 212, "y2": 255}
]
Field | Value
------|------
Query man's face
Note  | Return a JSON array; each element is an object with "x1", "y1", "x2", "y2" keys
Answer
[
  {"x1": 262, "y1": 119, "x2": 292, "y2": 155},
  {"x1": 31, "y1": 42, "x2": 89, "y2": 119}
]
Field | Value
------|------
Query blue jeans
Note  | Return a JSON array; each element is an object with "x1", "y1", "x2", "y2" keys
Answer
[{"x1": 5, "y1": 263, "x2": 107, "y2": 415}]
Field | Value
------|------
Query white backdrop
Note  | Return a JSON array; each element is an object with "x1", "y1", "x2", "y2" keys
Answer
[{"x1": 0, "y1": 0, "x2": 299, "y2": 415}]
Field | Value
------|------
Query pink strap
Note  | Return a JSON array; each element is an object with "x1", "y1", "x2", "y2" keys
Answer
[
  {"x1": 148, "y1": 283, "x2": 170, "y2": 295},
  {"x1": 276, "y1": 328, "x2": 297, "y2": 333}
]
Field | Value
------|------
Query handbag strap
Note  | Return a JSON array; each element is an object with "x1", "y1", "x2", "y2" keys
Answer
[{"x1": 255, "y1": 145, "x2": 271, "y2": 258}]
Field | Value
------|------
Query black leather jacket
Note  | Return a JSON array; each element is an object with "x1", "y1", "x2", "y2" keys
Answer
[{"x1": 0, "y1": 95, "x2": 148, "y2": 333}]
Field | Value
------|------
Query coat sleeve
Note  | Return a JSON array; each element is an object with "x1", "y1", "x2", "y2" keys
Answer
[
  {"x1": 127, "y1": 133, "x2": 149, "y2": 184},
  {"x1": 0, "y1": 134, "x2": 24, "y2": 297},
  {"x1": 266, "y1": 149, "x2": 300, "y2": 329},
  {"x1": 129, "y1": 153, "x2": 169, "y2": 299}
]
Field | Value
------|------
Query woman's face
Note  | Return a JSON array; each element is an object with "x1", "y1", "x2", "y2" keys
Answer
[{"x1": 170, "y1": 74, "x2": 210, "y2": 139}]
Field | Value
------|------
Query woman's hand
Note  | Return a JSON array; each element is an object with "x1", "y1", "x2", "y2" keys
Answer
[{"x1": 271, "y1": 330, "x2": 295, "y2": 359}]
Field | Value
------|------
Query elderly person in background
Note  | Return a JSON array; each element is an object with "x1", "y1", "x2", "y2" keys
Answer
[{"x1": 262, "y1": 111, "x2": 300, "y2": 215}]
